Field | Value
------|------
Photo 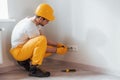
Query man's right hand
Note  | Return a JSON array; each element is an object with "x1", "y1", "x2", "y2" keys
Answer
[
  {"x1": 57, "y1": 43, "x2": 66, "y2": 47},
  {"x1": 56, "y1": 45, "x2": 68, "y2": 55}
]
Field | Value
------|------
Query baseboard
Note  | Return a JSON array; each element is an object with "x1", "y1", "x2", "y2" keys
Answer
[
  {"x1": 104, "y1": 69, "x2": 120, "y2": 77},
  {"x1": 1, "y1": 58, "x2": 120, "y2": 77},
  {"x1": 46, "y1": 58, "x2": 120, "y2": 77},
  {"x1": 44, "y1": 58, "x2": 105, "y2": 73},
  {"x1": 0, "y1": 64, "x2": 18, "y2": 73}
]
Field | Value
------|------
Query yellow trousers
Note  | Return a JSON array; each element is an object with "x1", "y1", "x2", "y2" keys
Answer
[{"x1": 10, "y1": 35, "x2": 52, "y2": 65}]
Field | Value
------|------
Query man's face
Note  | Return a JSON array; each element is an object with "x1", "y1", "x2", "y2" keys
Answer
[{"x1": 36, "y1": 17, "x2": 49, "y2": 26}]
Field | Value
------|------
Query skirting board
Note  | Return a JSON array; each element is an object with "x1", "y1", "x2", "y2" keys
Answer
[
  {"x1": 0, "y1": 64, "x2": 18, "y2": 73},
  {"x1": 45, "y1": 58, "x2": 120, "y2": 77},
  {"x1": 0, "y1": 58, "x2": 120, "y2": 77}
]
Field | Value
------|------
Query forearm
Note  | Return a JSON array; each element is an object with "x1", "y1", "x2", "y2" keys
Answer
[
  {"x1": 47, "y1": 39, "x2": 58, "y2": 47},
  {"x1": 46, "y1": 46, "x2": 57, "y2": 53}
]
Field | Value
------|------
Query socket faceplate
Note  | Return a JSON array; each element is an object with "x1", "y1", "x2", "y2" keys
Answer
[{"x1": 67, "y1": 45, "x2": 78, "y2": 52}]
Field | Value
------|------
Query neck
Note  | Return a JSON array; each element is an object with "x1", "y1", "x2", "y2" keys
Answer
[
  {"x1": 32, "y1": 17, "x2": 44, "y2": 26},
  {"x1": 31, "y1": 17, "x2": 38, "y2": 26}
]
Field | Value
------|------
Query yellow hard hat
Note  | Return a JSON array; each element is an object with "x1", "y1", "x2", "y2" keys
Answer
[{"x1": 35, "y1": 3, "x2": 55, "y2": 21}]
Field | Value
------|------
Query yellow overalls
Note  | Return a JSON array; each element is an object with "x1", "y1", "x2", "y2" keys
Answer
[{"x1": 10, "y1": 35, "x2": 50, "y2": 65}]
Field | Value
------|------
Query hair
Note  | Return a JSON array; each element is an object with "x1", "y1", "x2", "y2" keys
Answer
[
  {"x1": 35, "y1": 15, "x2": 47, "y2": 21},
  {"x1": 35, "y1": 15, "x2": 40, "y2": 18}
]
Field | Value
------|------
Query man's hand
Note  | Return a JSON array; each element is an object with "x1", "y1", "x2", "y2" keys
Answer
[{"x1": 56, "y1": 45, "x2": 68, "y2": 55}]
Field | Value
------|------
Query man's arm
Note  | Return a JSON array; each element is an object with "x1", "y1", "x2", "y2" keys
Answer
[{"x1": 47, "y1": 39, "x2": 58, "y2": 47}]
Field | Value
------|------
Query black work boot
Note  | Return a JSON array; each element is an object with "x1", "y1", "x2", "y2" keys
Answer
[
  {"x1": 17, "y1": 59, "x2": 30, "y2": 71},
  {"x1": 29, "y1": 65, "x2": 50, "y2": 77}
]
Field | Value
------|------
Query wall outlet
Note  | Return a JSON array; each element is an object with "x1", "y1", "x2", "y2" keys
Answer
[{"x1": 67, "y1": 45, "x2": 78, "y2": 52}]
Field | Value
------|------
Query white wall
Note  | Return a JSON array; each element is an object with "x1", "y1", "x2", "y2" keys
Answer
[
  {"x1": 1, "y1": 0, "x2": 120, "y2": 74},
  {"x1": 0, "y1": 22, "x2": 16, "y2": 67},
  {"x1": 8, "y1": 0, "x2": 45, "y2": 21},
  {"x1": 0, "y1": 28, "x2": 3, "y2": 64},
  {"x1": 70, "y1": 0, "x2": 120, "y2": 73},
  {"x1": 48, "y1": 0, "x2": 120, "y2": 74}
]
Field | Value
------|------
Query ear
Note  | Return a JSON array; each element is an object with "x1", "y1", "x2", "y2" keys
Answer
[{"x1": 39, "y1": 17, "x2": 43, "y2": 20}]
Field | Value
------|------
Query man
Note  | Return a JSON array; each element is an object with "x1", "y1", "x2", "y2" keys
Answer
[{"x1": 10, "y1": 3, "x2": 67, "y2": 77}]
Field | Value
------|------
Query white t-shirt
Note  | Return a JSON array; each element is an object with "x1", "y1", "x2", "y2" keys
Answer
[{"x1": 11, "y1": 17, "x2": 42, "y2": 48}]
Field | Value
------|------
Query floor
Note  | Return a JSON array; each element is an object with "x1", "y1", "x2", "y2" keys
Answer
[{"x1": 0, "y1": 58, "x2": 120, "y2": 80}]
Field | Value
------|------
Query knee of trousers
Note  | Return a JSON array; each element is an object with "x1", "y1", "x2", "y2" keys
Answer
[{"x1": 31, "y1": 47, "x2": 47, "y2": 65}]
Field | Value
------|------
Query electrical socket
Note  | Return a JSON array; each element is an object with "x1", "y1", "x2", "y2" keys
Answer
[{"x1": 67, "y1": 45, "x2": 78, "y2": 52}]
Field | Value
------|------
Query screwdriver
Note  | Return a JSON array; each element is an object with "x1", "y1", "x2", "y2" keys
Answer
[{"x1": 61, "y1": 69, "x2": 76, "y2": 72}]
